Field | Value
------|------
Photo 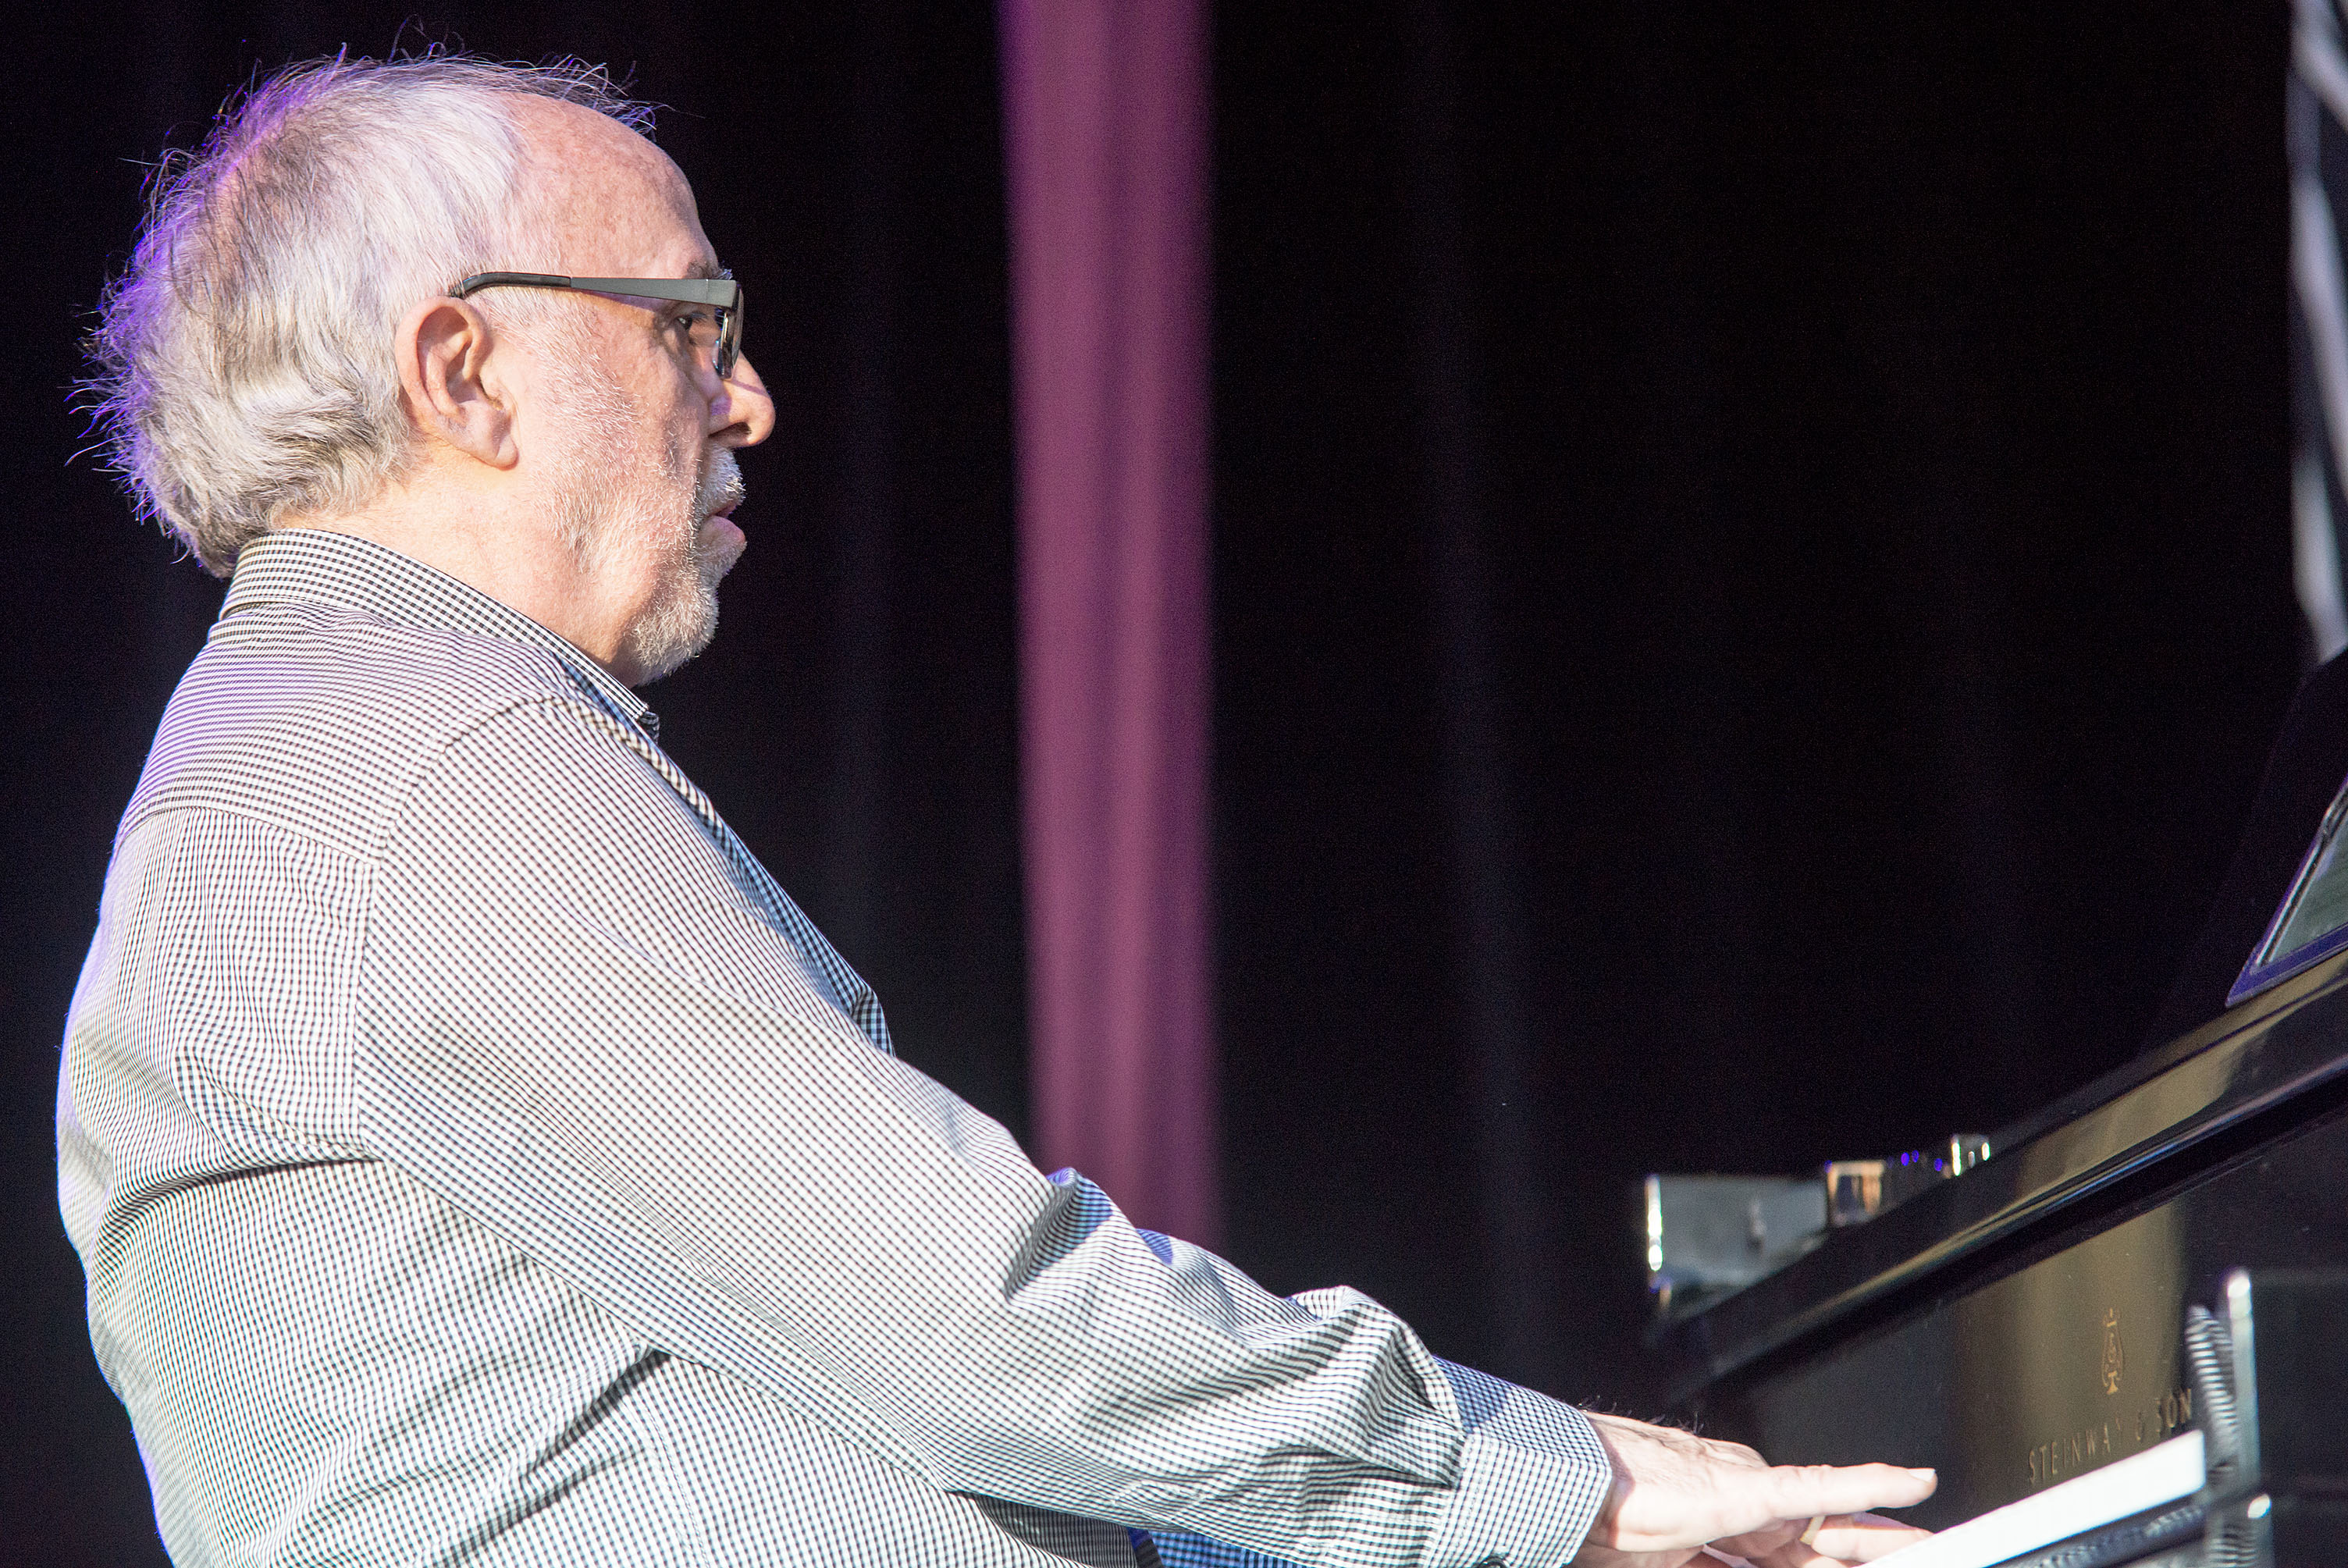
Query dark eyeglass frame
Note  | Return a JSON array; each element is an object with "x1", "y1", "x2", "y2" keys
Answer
[{"x1": 449, "y1": 271, "x2": 744, "y2": 380}]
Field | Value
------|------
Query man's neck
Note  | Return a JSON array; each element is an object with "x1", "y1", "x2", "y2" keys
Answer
[{"x1": 286, "y1": 477, "x2": 628, "y2": 680}]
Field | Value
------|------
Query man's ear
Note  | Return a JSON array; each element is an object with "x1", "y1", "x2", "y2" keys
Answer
[{"x1": 395, "y1": 297, "x2": 519, "y2": 470}]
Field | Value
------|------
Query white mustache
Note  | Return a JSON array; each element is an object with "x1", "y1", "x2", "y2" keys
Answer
[{"x1": 699, "y1": 450, "x2": 745, "y2": 518}]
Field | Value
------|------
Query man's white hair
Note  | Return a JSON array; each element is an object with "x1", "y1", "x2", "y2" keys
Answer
[{"x1": 87, "y1": 53, "x2": 656, "y2": 575}]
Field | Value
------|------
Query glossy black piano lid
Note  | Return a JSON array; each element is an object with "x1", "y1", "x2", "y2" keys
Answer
[{"x1": 1649, "y1": 951, "x2": 2348, "y2": 1531}]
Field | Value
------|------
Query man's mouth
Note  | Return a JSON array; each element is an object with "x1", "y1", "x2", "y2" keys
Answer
[
  {"x1": 701, "y1": 504, "x2": 748, "y2": 571},
  {"x1": 698, "y1": 450, "x2": 747, "y2": 534}
]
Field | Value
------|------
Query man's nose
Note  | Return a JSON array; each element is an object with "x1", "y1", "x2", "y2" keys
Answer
[{"x1": 712, "y1": 354, "x2": 776, "y2": 448}]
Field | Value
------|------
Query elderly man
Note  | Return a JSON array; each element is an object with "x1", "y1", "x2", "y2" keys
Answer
[{"x1": 60, "y1": 54, "x2": 1931, "y2": 1568}]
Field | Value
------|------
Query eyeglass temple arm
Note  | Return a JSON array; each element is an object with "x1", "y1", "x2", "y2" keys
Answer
[{"x1": 450, "y1": 272, "x2": 737, "y2": 309}]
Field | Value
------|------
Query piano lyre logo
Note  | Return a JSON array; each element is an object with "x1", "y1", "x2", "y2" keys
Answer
[{"x1": 2100, "y1": 1307, "x2": 2123, "y2": 1396}]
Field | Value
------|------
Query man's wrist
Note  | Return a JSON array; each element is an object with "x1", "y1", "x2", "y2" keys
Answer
[{"x1": 1418, "y1": 1360, "x2": 1613, "y2": 1568}]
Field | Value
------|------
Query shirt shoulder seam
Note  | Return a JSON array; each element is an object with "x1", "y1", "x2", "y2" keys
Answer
[{"x1": 112, "y1": 798, "x2": 386, "y2": 863}]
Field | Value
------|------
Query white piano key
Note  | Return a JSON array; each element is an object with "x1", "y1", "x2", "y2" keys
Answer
[{"x1": 1869, "y1": 1429, "x2": 2206, "y2": 1568}]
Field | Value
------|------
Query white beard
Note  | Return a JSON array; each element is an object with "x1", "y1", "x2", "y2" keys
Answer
[
  {"x1": 545, "y1": 356, "x2": 746, "y2": 685},
  {"x1": 606, "y1": 446, "x2": 744, "y2": 684}
]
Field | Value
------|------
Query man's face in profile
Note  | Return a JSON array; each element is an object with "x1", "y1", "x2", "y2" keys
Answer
[
  {"x1": 511, "y1": 98, "x2": 769, "y2": 684},
  {"x1": 537, "y1": 328, "x2": 747, "y2": 684}
]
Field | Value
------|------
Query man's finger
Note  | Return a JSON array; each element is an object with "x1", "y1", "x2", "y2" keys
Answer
[
  {"x1": 1799, "y1": 1517, "x2": 1932, "y2": 1564},
  {"x1": 1755, "y1": 1463, "x2": 1937, "y2": 1524},
  {"x1": 1746, "y1": 1520, "x2": 1925, "y2": 1568},
  {"x1": 1719, "y1": 1512, "x2": 1928, "y2": 1568}
]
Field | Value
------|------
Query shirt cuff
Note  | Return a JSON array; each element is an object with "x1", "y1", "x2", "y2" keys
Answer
[{"x1": 1417, "y1": 1359, "x2": 1615, "y2": 1568}]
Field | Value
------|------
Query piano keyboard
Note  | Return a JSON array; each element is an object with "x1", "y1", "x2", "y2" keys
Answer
[{"x1": 1869, "y1": 1429, "x2": 2206, "y2": 1568}]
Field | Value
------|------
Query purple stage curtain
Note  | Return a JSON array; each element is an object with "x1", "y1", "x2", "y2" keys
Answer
[{"x1": 1000, "y1": 0, "x2": 1216, "y2": 1246}]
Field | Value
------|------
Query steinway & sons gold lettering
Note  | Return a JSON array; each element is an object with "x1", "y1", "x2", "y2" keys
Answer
[{"x1": 2026, "y1": 1385, "x2": 2192, "y2": 1488}]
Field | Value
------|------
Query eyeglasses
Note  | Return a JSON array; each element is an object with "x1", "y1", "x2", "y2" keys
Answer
[{"x1": 449, "y1": 271, "x2": 745, "y2": 380}]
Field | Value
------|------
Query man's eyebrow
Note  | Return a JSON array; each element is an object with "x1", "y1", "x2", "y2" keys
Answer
[{"x1": 685, "y1": 259, "x2": 723, "y2": 281}]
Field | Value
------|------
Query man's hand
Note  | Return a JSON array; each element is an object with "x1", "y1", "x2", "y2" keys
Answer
[{"x1": 1571, "y1": 1412, "x2": 1937, "y2": 1567}]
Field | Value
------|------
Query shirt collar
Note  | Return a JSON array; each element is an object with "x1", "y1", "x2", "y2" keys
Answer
[{"x1": 219, "y1": 528, "x2": 660, "y2": 740}]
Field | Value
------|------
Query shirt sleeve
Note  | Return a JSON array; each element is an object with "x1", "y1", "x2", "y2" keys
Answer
[
  {"x1": 1147, "y1": 1341, "x2": 1613, "y2": 1568},
  {"x1": 356, "y1": 695, "x2": 1612, "y2": 1568}
]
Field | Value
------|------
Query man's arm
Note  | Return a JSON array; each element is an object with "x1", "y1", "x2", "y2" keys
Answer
[
  {"x1": 360, "y1": 695, "x2": 1930, "y2": 1568},
  {"x1": 358, "y1": 695, "x2": 1603, "y2": 1566}
]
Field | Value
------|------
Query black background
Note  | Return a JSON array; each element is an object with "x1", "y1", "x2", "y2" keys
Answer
[{"x1": 2, "y1": 4, "x2": 2299, "y2": 1561}]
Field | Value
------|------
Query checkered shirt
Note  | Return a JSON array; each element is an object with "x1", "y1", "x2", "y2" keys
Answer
[{"x1": 56, "y1": 528, "x2": 1611, "y2": 1568}]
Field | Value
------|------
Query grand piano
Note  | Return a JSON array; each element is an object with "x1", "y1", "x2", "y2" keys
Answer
[{"x1": 1642, "y1": 658, "x2": 2348, "y2": 1566}]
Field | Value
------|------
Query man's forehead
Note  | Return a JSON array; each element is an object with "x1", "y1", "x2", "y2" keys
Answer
[{"x1": 511, "y1": 97, "x2": 710, "y2": 268}]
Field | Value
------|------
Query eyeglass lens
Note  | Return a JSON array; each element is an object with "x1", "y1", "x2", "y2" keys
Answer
[{"x1": 717, "y1": 293, "x2": 742, "y2": 379}]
